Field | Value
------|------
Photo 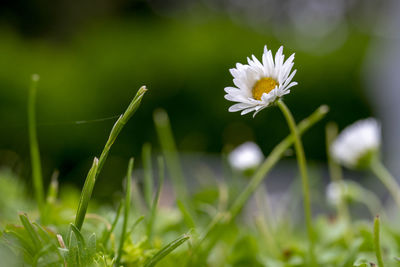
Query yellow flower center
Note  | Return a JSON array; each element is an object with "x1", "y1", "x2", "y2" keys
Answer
[{"x1": 252, "y1": 77, "x2": 279, "y2": 100}]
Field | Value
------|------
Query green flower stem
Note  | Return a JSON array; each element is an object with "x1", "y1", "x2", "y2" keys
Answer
[
  {"x1": 325, "y1": 122, "x2": 351, "y2": 223},
  {"x1": 27, "y1": 74, "x2": 45, "y2": 218},
  {"x1": 116, "y1": 158, "x2": 134, "y2": 267},
  {"x1": 199, "y1": 104, "x2": 328, "y2": 246},
  {"x1": 96, "y1": 86, "x2": 147, "y2": 178},
  {"x1": 373, "y1": 215, "x2": 385, "y2": 267},
  {"x1": 276, "y1": 100, "x2": 315, "y2": 262},
  {"x1": 370, "y1": 158, "x2": 400, "y2": 210}
]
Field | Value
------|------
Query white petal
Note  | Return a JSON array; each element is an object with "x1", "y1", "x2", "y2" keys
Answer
[
  {"x1": 228, "y1": 102, "x2": 254, "y2": 112},
  {"x1": 241, "y1": 106, "x2": 257, "y2": 115},
  {"x1": 282, "y1": 70, "x2": 297, "y2": 88},
  {"x1": 253, "y1": 105, "x2": 268, "y2": 117},
  {"x1": 224, "y1": 86, "x2": 240, "y2": 94}
]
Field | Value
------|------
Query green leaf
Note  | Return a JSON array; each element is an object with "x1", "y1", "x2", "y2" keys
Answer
[
  {"x1": 32, "y1": 222, "x2": 53, "y2": 244},
  {"x1": 68, "y1": 223, "x2": 88, "y2": 266},
  {"x1": 19, "y1": 213, "x2": 42, "y2": 250},
  {"x1": 69, "y1": 224, "x2": 86, "y2": 249},
  {"x1": 144, "y1": 233, "x2": 190, "y2": 267},
  {"x1": 2, "y1": 230, "x2": 34, "y2": 262},
  {"x1": 32, "y1": 243, "x2": 60, "y2": 267}
]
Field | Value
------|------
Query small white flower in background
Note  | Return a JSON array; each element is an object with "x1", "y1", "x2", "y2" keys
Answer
[
  {"x1": 326, "y1": 181, "x2": 348, "y2": 206},
  {"x1": 331, "y1": 118, "x2": 381, "y2": 169},
  {"x1": 224, "y1": 45, "x2": 298, "y2": 117},
  {"x1": 228, "y1": 142, "x2": 264, "y2": 171}
]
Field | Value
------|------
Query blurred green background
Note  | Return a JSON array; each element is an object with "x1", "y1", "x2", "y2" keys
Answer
[{"x1": 0, "y1": 0, "x2": 382, "y2": 197}]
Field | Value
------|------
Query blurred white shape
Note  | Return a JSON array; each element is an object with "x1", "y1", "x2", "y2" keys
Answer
[
  {"x1": 228, "y1": 141, "x2": 264, "y2": 171},
  {"x1": 331, "y1": 118, "x2": 381, "y2": 169},
  {"x1": 326, "y1": 181, "x2": 347, "y2": 205}
]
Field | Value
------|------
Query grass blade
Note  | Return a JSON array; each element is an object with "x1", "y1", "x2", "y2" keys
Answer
[
  {"x1": 69, "y1": 224, "x2": 86, "y2": 265},
  {"x1": 126, "y1": 216, "x2": 145, "y2": 237},
  {"x1": 153, "y1": 109, "x2": 195, "y2": 227},
  {"x1": 97, "y1": 86, "x2": 147, "y2": 177},
  {"x1": 101, "y1": 201, "x2": 123, "y2": 246},
  {"x1": 115, "y1": 158, "x2": 134, "y2": 266},
  {"x1": 147, "y1": 156, "x2": 164, "y2": 241},
  {"x1": 74, "y1": 157, "x2": 99, "y2": 230},
  {"x1": 142, "y1": 143, "x2": 154, "y2": 209},
  {"x1": 177, "y1": 200, "x2": 196, "y2": 229},
  {"x1": 153, "y1": 108, "x2": 187, "y2": 201},
  {"x1": 27, "y1": 74, "x2": 45, "y2": 218},
  {"x1": 19, "y1": 213, "x2": 41, "y2": 250},
  {"x1": 76, "y1": 86, "x2": 146, "y2": 232},
  {"x1": 144, "y1": 233, "x2": 190, "y2": 267}
]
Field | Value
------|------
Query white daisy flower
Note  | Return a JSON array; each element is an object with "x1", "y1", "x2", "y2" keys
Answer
[
  {"x1": 331, "y1": 118, "x2": 381, "y2": 169},
  {"x1": 228, "y1": 142, "x2": 264, "y2": 171},
  {"x1": 224, "y1": 45, "x2": 298, "y2": 117}
]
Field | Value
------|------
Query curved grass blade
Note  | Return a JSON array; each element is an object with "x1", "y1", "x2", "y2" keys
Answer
[
  {"x1": 74, "y1": 157, "x2": 99, "y2": 230},
  {"x1": 126, "y1": 215, "x2": 145, "y2": 237},
  {"x1": 144, "y1": 233, "x2": 190, "y2": 267},
  {"x1": 97, "y1": 86, "x2": 147, "y2": 177},
  {"x1": 73, "y1": 86, "x2": 146, "y2": 231}
]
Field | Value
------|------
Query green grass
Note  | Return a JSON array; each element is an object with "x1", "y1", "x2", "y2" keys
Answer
[{"x1": 1, "y1": 75, "x2": 400, "y2": 267}]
